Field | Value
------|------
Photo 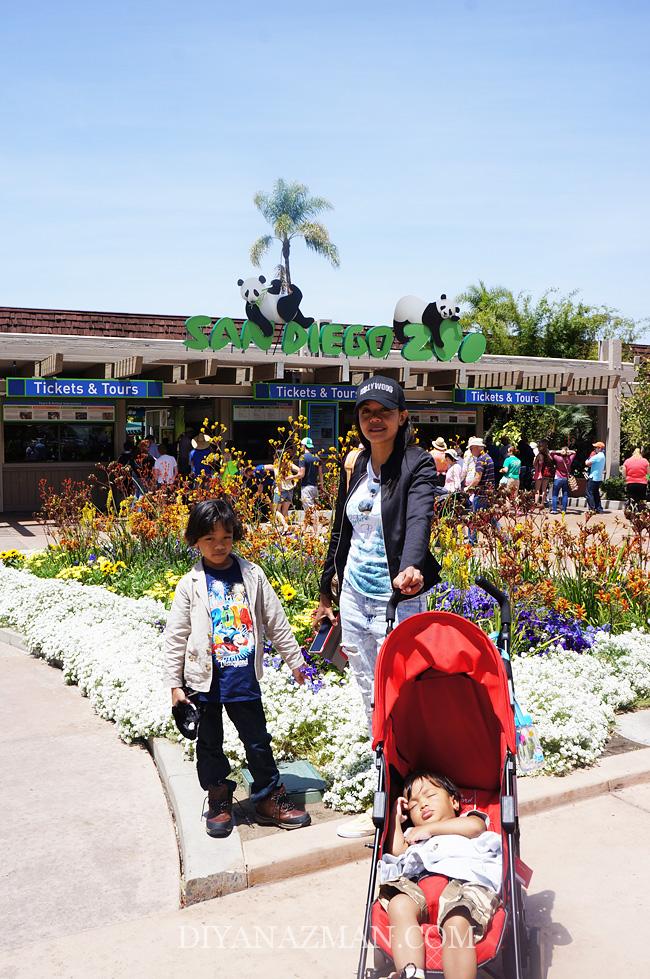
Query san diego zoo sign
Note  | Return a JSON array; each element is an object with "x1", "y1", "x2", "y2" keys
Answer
[{"x1": 184, "y1": 279, "x2": 487, "y2": 364}]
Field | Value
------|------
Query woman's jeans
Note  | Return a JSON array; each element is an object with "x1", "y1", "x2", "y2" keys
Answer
[
  {"x1": 586, "y1": 478, "x2": 603, "y2": 512},
  {"x1": 552, "y1": 477, "x2": 569, "y2": 513},
  {"x1": 339, "y1": 581, "x2": 428, "y2": 735}
]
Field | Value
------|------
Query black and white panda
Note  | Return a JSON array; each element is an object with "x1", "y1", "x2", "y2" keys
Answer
[
  {"x1": 393, "y1": 293, "x2": 461, "y2": 346},
  {"x1": 237, "y1": 275, "x2": 314, "y2": 337}
]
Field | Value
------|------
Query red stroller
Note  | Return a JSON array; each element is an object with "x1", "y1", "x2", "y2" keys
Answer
[{"x1": 357, "y1": 579, "x2": 542, "y2": 979}]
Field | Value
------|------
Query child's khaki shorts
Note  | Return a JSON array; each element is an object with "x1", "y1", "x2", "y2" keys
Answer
[{"x1": 378, "y1": 876, "x2": 500, "y2": 940}]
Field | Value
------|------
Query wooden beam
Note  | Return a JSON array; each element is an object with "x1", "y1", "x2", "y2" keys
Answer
[
  {"x1": 104, "y1": 356, "x2": 143, "y2": 379},
  {"x1": 34, "y1": 353, "x2": 63, "y2": 377},
  {"x1": 186, "y1": 359, "x2": 213, "y2": 381}
]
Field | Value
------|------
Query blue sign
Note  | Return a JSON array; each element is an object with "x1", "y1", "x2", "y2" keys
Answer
[
  {"x1": 454, "y1": 388, "x2": 555, "y2": 407},
  {"x1": 6, "y1": 378, "x2": 164, "y2": 399},
  {"x1": 254, "y1": 382, "x2": 357, "y2": 402}
]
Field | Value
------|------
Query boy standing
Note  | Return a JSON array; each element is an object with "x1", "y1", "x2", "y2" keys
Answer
[
  {"x1": 164, "y1": 499, "x2": 310, "y2": 837},
  {"x1": 379, "y1": 771, "x2": 501, "y2": 979}
]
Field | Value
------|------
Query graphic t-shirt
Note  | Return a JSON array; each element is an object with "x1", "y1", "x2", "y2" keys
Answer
[
  {"x1": 502, "y1": 455, "x2": 521, "y2": 479},
  {"x1": 199, "y1": 559, "x2": 261, "y2": 703},
  {"x1": 344, "y1": 461, "x2": 392, "y2": 599}
]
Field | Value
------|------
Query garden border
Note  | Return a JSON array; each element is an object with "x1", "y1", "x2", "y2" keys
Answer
[{"x1": 3, "y1": 624, "x2": 650, "y2": 906}]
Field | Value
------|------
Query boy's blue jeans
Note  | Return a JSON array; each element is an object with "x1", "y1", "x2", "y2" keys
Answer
[
  {"x1": 196, "y1": 699, "x2": 280, "y2": 801},
  {"x1": 339, "y1": 580, "x2": 428, "y2": 735},
  {"x1": 552, "y1": 477, "x2": 569, "y2": 513}
]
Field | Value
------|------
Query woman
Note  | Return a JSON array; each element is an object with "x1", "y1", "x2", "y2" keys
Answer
[
  {"x1": 313, "y1": 375, "x2": 440, "y2": 837},
  {"x1": 549, "y1": 444, "x2": 576, "y2": 514},
  {"x1": 265, "y1": 450, "x2": 300, "y2": 528},
  {"x1": 622, "y1": 448, "x2": 649, "y2": 509},
  {"x1": 533, "y1": 439, "x2": 555, "y2": 506}
]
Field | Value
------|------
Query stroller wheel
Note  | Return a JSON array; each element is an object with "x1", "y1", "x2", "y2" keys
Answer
[
  {"x1": 373, "y1": 944, "x2": 392, "y2": 977},
  {"x1": 526, "y1": 926, "x2": 544, "y2": 979}
]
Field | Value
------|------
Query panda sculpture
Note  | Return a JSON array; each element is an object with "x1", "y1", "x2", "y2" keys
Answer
[
  {"x1": 237, "y1": 275, "x2": 314, "y2": 338},
  {"x1": 393, "y1": 293, "x2": 461, "y2": 346}
]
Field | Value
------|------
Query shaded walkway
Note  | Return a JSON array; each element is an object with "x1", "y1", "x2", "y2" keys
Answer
[{"x1": 0, "y1": 640, "x2": 179, "y2": 953}]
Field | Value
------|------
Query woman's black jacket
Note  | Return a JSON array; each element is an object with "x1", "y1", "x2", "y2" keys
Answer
[{"x1": 319, "y1": 443, "x2": 441, "y2": 601}]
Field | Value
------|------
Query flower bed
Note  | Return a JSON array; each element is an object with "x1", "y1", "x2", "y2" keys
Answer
[{"x1": 2, "y1": 565, "x2": 650, "y2": 808}]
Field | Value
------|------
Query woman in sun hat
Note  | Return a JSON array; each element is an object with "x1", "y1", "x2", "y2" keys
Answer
[
  {"x1": 190, "y1": 433, "x2": 215, "y2": 478},
  {"x1": 313, "y1": 375, "x2": 441, "y2": 838}
]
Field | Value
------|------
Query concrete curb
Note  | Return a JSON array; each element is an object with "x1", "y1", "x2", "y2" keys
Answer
[
  {"x1": 6, "y1": 624, "x2": 650, "y2": 906},
  {"x1": 149, "y1": 737, "x2": 247, "y2": 907}
]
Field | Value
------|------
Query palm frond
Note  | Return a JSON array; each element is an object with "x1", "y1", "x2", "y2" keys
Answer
[
  {"x1": 249, "y1": 235, "x2": 274, "y2": 267},
  {"x1": 297, "y1": 222, "x2": 340, "y2": 267}
]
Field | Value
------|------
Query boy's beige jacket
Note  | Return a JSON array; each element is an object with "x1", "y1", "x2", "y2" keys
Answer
[{"x1": 163, "y1": 557, "x2": 304, "y2": 691}]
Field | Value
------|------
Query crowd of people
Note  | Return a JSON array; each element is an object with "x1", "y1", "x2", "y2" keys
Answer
[{"x1": 427, "y1": 433, "x2": 649, "y2": 513}]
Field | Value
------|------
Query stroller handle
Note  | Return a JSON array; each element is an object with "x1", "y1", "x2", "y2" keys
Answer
[
  {"x1": 476, "y1": 576, "x2": 511, "y2": 625},
  {"x1": 385, "y1": 589, "x2": 402, "y2": 629}
]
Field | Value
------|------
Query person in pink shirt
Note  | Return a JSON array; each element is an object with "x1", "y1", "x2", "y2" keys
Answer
[
  {"x1": 549, "y1": 445, "x2": 576, "y2": 514},
  {"x1": 621, "y1": 448, "x2": 649, "y2": 509}
]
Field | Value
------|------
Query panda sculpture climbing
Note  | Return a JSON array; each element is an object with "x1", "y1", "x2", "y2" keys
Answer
[
  {"x1": 238, "y1": 275, "x2": 314, "y2": 338},
  {"x1": 393, "y1": 293, "x2": 461, "y2": 346}
]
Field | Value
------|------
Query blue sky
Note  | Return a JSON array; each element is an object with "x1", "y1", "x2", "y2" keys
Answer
[{"x1": 2, "y1": 0, "x2": 649, "y2": 336}]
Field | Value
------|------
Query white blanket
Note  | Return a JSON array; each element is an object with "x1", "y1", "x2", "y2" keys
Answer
[{"x1": 379, "y1": 832, "x2": 502, "y2": 892}]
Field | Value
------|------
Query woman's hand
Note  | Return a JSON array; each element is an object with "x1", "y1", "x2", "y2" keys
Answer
[
  {"x1": 393, "y1": 566, "x2": 424, "y2": 596},
  {"x1": 171, "y1": 687, "x2": 191, "y2": 707},
  {"x1": 311, "y1": 596, "x2": 338, "y2": 627},
  {"x1": 292, "y1": 667, "x2": 306, "y2": 685}
]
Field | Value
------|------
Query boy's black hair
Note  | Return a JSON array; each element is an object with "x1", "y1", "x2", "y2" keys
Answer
[
  {"x1": 185, "y1": 498, "x2": 244, "y2": 546},
  {"x1": 402, "y1": 771, "x2": 461, "y2": 811}
]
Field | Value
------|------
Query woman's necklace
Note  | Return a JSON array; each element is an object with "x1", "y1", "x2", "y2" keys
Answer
[{"x1": 358, "y1": 460, "x2": 381, "y2": 513}]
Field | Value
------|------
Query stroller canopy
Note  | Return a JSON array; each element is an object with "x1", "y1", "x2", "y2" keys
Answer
[{"x1": 372, "y1": 611, "x2": 516, "y2": 792}]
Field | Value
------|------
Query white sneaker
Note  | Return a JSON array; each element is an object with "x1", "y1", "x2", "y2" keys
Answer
[{"x1": 336, "y1": 809, "x2": 375, "y2": 838}]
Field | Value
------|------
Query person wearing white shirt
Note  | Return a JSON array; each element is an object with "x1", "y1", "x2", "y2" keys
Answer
[
  {"x1": 378, "y1": 771, "x2": 501, "y2": 979},
  {"x1": 153, "y1": 443, "x2": 178, "y2": 485}
]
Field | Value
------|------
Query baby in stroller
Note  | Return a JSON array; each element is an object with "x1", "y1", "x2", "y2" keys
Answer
[{"x1": 378, "y1": 770, "x2": 502, "y2": 979}]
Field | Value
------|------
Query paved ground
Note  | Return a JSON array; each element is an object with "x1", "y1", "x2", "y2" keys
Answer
[
  {"x1": 0, "y1": 516, "x2": 52, "y2": 552},
  {"x1": 2, "y1": 784, "x2": 649, "y2": 978},
  {"x1": 0, "y1": 640, "x2": 179, "y2": 954}
]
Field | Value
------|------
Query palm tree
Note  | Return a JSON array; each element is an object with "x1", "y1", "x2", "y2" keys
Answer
[
  {"x1": 457, "y1": 280, "x2": 517, "y2": 355},
  {"x1": 250, "y1": 178, "x2": 340, "y2": 290}
]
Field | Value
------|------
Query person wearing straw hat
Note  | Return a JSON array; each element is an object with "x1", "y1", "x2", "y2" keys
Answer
[
  {"x1": 190, "y1": 433, "x2": 215, "y2": 478},
  {"x1": 585, "y1": 440, "x2": 606, "y2": 513},
  {"x1": 430, "y1": 437, "x2": 449, "y2": 476}
]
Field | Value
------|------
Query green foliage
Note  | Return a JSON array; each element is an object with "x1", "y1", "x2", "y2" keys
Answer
[
  {"x1": 621, "y1": 361, "x2": 650, "y2": 455},
  {"x1": 496, "y1": 404, "x2": 595, "y2": 444},
  {"x1": 460, "y1": 283, "x2": 642, "y2": 360},
  {"x1": 601, "y1": 476, "x2": 626, "y2": 501}
]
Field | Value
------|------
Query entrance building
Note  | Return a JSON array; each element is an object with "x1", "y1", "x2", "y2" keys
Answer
[{"x1": 0, "y1": 306, "x2": 637, "y2": 513}]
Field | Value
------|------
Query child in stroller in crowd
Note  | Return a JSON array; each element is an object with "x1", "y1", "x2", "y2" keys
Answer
[{"x1": 378, "y1": 771, "x2": 502, "y2": 979}]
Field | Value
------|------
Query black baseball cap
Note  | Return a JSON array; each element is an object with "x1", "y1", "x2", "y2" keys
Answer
[{"x1": 355, "y1": 375, "x2": 406, "y2": 411}]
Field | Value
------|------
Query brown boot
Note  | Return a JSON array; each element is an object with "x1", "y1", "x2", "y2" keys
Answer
[
  {"x1": 205, "y1": 782, "x2": 234, "y2": 838},
  {"x1": 254, "y1": 783, "x2": 311, "y2": 830}
]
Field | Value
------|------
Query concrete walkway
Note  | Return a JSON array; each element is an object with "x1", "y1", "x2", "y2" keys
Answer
[
  {"x1": 2, "y1": 783, "x2": 649, "y2": 978},
  {"x1": 0, "y1": 640, "x2": 180, "y2": 954},
  {"x1": 0, "y1": 516, "x2": 52, "y2": 553}
]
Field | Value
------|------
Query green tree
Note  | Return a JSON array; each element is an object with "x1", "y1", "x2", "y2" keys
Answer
[
  {"x1": 459, "y1": 283, "x2": 642, "y2": 359},
  {"x1": 457, "y1": 280, "x2": 517, "y2": 355},
  {"x1": 250, "y1": 178, "x2": 340, "y2": 290},
  {"x1": 621, "y1": 361, "x2": 650, "y2": 453}
]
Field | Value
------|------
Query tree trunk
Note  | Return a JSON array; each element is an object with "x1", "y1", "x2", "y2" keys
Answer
[{"x1": 282, "y1": 238, "x2": 292, "y2": 291}]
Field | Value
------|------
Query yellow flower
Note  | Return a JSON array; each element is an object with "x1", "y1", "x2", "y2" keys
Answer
[{"x1": 280, "y1": 584, "x2": 297, "y2": 602}]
